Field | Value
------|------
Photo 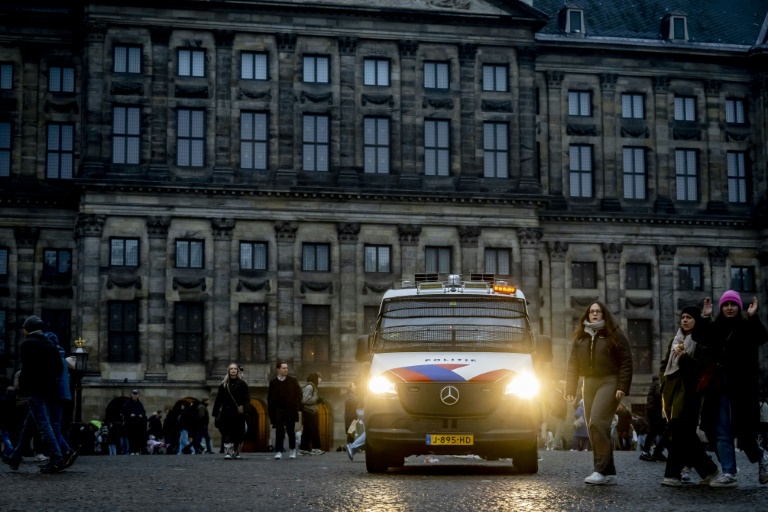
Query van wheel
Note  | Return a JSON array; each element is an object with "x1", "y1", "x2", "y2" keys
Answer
[
  {"x1": 365, "y1": 444, "x2": 389, "y2": 473},
  {"x1": 513, "y1": 443, "x2": 539, "y2": 474}
]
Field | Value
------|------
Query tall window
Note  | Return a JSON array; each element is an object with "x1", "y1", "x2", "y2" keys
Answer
[
  {"x1": 485, "y1": 248, "x2": 511, "y2": 276},
  {"x1": 425, "y1": 246, "x2": 451, "y2": 274},
  {"x1": 364, "y1": 59, "x2": 389, "y2": 86},
  {"x1": 623, "y1": 147, "x2": 646, "y2": 199},
  {"x1": 725, "y1": 99, "x2": 746, "y2": 125},
  {"x1": 678, "y1": 264, "x2": 703, "y2": 291},
  {"x1": 108, "y1": 301, "x2": 139, "y2": 362},
  {"x1": 43, "y1": 249, "x2": 72, "y2": 279},
  {"x1": 727, "y1": 152, "x2": 747, "y2": 204},
  {"x1": 110, "y1": 238, "x2": 139, "y2": 267},
  {"x1": 303, "y1": 114, "x2": 329, "y2": 172},
  {"x1": 240, "y1": 112, "x2": 268, "y2": 170},
  {"x1": 114, "y1": 46, "x2": 141, "y2": 74},
  {"x1": 674, "y1": 96, "x2": 696, "y2": 121},
  {"x1": 177, "y1": 109, "x2": 204, "y2": 167},
  {"x1": 302, "y1": 243, "x2": 330, "y2": 272},
  {"x1": 113, "y1": 106, "x2": 141, "y2": 165},
  {"x1": 241, "y1": 52, "x2": 268, "y2": 80},
  {"x1": 424, "y1": 120, "x2": 449, "y2": 176},
  {"x1": 239, "y1": 304, "x2": 267, "y2": 363},
  {"x1": 49, "y1": 66, "x2": 75, "y2": 93},
  {"x1": 240, "y1": 242, "x2": 267, "y2": 271},
  {"x1": 675, "y1": 149, "x2": 698, "y2": 201},
  {"x1": 569, "y1": 145, "x2": 592, "y2": 198},
  {"x1": 174, "y1": 302, "x2": 203, "y2": 362},
  {"x1": 364, "y1": 117, "x2": 389, "y2": 174},
  {"x1": 568, "y1": 91, "x2": 591, "y2": 116},
  {"x1": 303, "y1": 55, "x2": 329, "y2": 83},
  {"x1": 483, "y1": 122, "x2": 508, "y2": 178},
  {"x1": 626, "y1": 263, "x2": 651, "y2": 290},
  {"x1": 302, "y1": 305, "x2": 330, "y2": 364},
  {"x1": 424, "y1": 61, "x2": 449, "y2": 89},
  {"x1": 0, "y1": 63, "x2": 12, "y2": 89},
  {"x1": 0, "y1": 122, "x2": 9, "y2": 177},
  {"x1": 175, "y1": 239, "x2": 204, "y2": 269},
  {"x1": 178, "y1": 49, "x2": 205, "y2": 77},
  {"x1": 572, "y1": 262, "x2": 596, "y2": 288},
  {"x1": 0, "y1": 248, "x2": 7, "y2": 275},
  {"x1": 482, "y1": 65, "x2": 507, "y2": 92},
  {"x1": 627, "y1": 319, "x2": 652, "y2": 373},
  {"x1": 46, "y1": 124, "x2": 74, "y2": 179},
  {"x1": 621, "y1": 93, "x2": 644, "y2": 119},
  {"x1": 567, "y1": 9, "x2": 584, "y2": 33},
  {"x1": 364, "y1": 245, "x2": 391, "y2": 273},
  {"x1": 731, "y1": 266, "x2": 755, "y2": 292}
]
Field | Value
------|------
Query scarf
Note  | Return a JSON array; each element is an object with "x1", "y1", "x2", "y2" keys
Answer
[
  {"x1": 664, "y1": 328, "x2": 696, "y2": 376},
  {"x1": 583, "y1": 319, "x2": 604, "y2": 339}
]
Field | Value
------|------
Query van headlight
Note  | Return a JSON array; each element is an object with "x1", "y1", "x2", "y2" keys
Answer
[
  {"x1": 368, "y1": 375, "x2": 398, "y2": 396},
  {"x1": 504, "y1": 372, "x2": 540, "y2": 399}
]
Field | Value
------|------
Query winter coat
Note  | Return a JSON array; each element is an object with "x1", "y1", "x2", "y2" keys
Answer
[
  {"x1": 18, "y1": 331, "x2": 63, "y2": 399},
  {"x1": 267, "y1": 375, "x2": 302, "y2": 425},
  {"x1": 302, "y1": 382, "x2": 320, "y2": 414},
  {"x1": 212, "y1": 378, "x2": 251, "y2": 429},
  {"x1": 565, "y1": 327, "x2": 633, "y2": 397},
  {"x1": 658, "y1": 334, "x2": 708, "y2": 423}
]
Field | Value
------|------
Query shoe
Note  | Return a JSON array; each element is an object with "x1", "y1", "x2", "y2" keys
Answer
[
  {"x1": 224, "y1": 453, "x2": 232, "y2": 459},
  {"x1": 234, "y1": 452, "x2": 241, "y2": 460},
  {"x1": 652, "y1": 452, "x2": 667, "y2": 462},
  {"x1": 274, "y1": 452, "x2": 282, "y2": 460},
  {"x1": 347, "y1": 444, "x2": 356, "y2": 461},
  {"x1": 639, "y1": 452, "x2": 655, "y2": 462},
  {"x1": 680, "y1": 468, "x2": 693, "y2": 484},
  {"x1": 710, "y1": 473, "x2": 738, "y2": 488},
  {"x1": 38, "y1": 460, "x2": 65, "y2": 474},
  {"x1": 584, "y1": 472, "x2": 607, "y2": 485},
  {"x1": 289, "y1": 449, "x2": 296, "y2": 459},
  {"x1": 311, "y1": 449, "x2": 324, "y2": 455},
  {"x1": 35, "y1": 453, "x2": 49, "y2": 463},
  {"x1": 699, "y1": 468, "x2": 721, "y2": 486},
  {"x1": 299, "y1": 449, "x2": 311, "y2": 456},
  {"x1": 661, "y1": 477, "x2": 683, "y2": 487},
  {"x1": 2, "y1": 455, "x2": 20, "y2": 471},
  {"x1": 62, "y1": 450, "x2": 78, "y2": 469},
  {"x1": 759, "y1": 453, "x2": 768, "y2": 485},
  {"x1": 603, "y1": 475, "x2": 617, "y2": 486}
]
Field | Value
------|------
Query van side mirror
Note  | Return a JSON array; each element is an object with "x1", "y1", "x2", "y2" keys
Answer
[
  {"x1": 356, "y1": 335, "x2": 371, "y2": 362},
  {"x1": 535, "y1": 335, "x2": 553, "y2": 363}
]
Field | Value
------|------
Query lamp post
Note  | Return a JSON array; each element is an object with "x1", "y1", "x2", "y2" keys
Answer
[{"x1": 73, "y1": 337, "x2": 89, "y2": 423}]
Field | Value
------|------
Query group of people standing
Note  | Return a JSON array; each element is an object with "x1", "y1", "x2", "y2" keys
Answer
[{"x1": 565, "y1": 290, "x2": 768, "y2": 488}]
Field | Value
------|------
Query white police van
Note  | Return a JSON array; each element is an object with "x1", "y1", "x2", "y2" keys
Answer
[{"x1": 356, "y1": 274, "x2": 551, "y2": 473}]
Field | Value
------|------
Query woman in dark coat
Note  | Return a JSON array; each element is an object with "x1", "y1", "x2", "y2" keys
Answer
[
  {"x1": 212, "y1": 363, "x2": 250, "y2": 460},
  {"x1": 565, "y1": 301, "x2": 633, "y2": 486},
  {"x1": 697, "y1": 291, "x2": 768, "y2": 488},
  {"x1": 658, "y1": 305, "x2": 719, "y2": 487}
]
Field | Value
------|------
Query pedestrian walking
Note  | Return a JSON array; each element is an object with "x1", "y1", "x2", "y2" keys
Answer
[
  {"x1": 299, "y1": 372, "x2": 324, "y2": 455},
  {"x1": 212, "y1": 363, "x2": 250, "y2": 460},
  {"x1": 639, "y1": 376, "x2": 668, "y2": 462},
  {"x1": 122, "y1": 389, "x2": 147, "y2": 455},
  {"x1": 267, "y1": 360, "x2": 302, "y2": 460},
  {"x1": 571, "y1": 399, "x2": 591, "y2": 451},
  {"x1": 565, "y1": 302, "x2": 633, "y2": 486}
]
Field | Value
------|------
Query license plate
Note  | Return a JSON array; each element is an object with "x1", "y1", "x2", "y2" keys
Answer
[{"x1": 426, "y1": 434, "x2": 474, "y2": 446}]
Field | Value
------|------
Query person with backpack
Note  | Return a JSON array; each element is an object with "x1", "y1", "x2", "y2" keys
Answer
[{"x1": 299, "y1": 372, "x2": 323, "y2": 455}]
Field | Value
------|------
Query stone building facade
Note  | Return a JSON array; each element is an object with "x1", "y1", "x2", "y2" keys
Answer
[{"x1": 1, "y1": 0, "x2": 767, "y2": 447}]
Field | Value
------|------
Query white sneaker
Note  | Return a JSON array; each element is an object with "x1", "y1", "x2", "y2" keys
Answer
[
  {"x1": 584, "y1": 472, "x2": 607, "y2": 485},
  {"x1": 661, "y1": 477, "x2": 682, "y2": 487},
  {"x1": 224, "y1": 453, "x2": 232, "y2": 460},
  {"x1": 699, "y1": 468, "x2": 721, "y2": 486},
  {"x1": 35, "y1": 454, "x2": 49, "y2": 462},
  {"x1": 710, "y1": 472, "x2": 738, "y2": 488},
  {"x1": 274, "y1": 451, "x2": 282, "y2": 460},
  {"x1": 289, "y1": 449, "x2": 297, "y2": 459},
  {"x1": 603, "y1": 475, "x2": 617, "y2": 486}
]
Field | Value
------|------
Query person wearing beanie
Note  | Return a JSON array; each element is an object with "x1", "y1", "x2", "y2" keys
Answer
[
  {"x1": 697, "y1": 291, "x2": 768, "y2": 488},
  {"x1": 657, "y1": 305, "x2": 719, "y2": 487}
]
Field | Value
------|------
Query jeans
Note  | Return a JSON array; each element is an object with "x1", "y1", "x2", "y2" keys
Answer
[
  {"x1": 350, "y1": 431, "x2": 366, "y2": 450},
  {"x1": 194, "y1": 426, "x2": 212, "y2": 453},
  {"x1": 108, "y1": 444, "x2": 117, "y2": 455},
  {"x1": 1, "y1": 430, "x2": 13, "y2": 457},
  {"x1": 23, "y1": 396, "x2": 62, "y2": 463},
  {"x1": 273, "y1": 410, "x2": 296, "y2": 452},
  {"x1": 47, "y1": 400, "x2": 70, "y2": 454},
  {"x1": 177, "y1": 430, "x2": 189, "y2": 454},
  {"x1": 716, "y1": 393, "x2": 765, "y2": 475}
]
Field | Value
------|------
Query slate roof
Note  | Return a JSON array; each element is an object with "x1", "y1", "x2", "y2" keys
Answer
[{"x1": 533, "y1": 0, "x2": 768, "y2": 46}]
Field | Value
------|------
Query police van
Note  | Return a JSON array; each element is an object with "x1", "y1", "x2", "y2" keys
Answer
[{"x1": 356, "y1": 274, "x2": 552, "y2": 473}]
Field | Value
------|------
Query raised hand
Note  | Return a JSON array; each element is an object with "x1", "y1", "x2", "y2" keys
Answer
[
  {"x1": 748, "y1": 296, "x2": 758, "y2": 316},
  {"x1": 702, "y1": 297, "x2": 713, "y2": 317}
]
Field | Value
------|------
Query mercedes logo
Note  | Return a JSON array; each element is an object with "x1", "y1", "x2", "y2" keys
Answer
[{"x1": 440, "y1": 385, "x2": 460, "y2": 406}]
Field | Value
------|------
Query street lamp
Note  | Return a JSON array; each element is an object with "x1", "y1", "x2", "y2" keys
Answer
[{"x1": 73, "y1": 337, "x2": 89, "y2": 423}]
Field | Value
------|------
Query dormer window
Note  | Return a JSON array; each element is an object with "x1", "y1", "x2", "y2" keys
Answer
[
  {"x1": 661, "y1": 11, "x2": 688, "y2": 41},
  {"x1": 559, "y1": 5, "x2": 585, "y2": 35}
]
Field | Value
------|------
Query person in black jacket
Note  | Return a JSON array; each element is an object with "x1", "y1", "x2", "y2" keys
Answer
[
  {"x1": 212, "y1": 363, "x2": 250, "y2": 459},
  {"x1": 122, "y1": 390, "x2": 147, "y2": 455},
  {"x1": 565, "y1": 302, "x2": 633, "y2": 486},
  {"x1": 267, "y1": 360, "x2": 302, "y2": 460},
  {"x1": 639, "y1": 376, "x2": 668, "y2": 462}
]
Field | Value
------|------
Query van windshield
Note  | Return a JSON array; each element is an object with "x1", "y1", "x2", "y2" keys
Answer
[{"x1": 373, "y1": 295, "x2": 533, "y2": 353}]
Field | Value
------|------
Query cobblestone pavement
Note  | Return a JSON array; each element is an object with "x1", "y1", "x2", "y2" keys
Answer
[{"x1": 3, "y1": 449, "x2": 767, "y2": 511}]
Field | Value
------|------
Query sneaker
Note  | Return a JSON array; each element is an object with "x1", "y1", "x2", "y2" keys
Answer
[
  {"x1": 311, "y1": 449, "x2": 324, "y2": 455},
  {"x1": 653, "y1": 452, "x2": 668, "y2": 462},
  {"x1": 274, "y1": 452, "x2": 282, "y2": 460},
  {"x1": 346, "y1": 444, "x2": 356, "y2": 461},
  {"x1": 661, "y1": 477, "x2": 683, "y2": 487},
  {"x1": 62, "y1": 450, "x2": 78, "y2": 469},
  {"x1": 35, "y1": 453, "x2": 49, "y2": 463},
  {"x1": 2, "y1": 455, "x2": 20, "y2": 471},
  {"x1": 234, "y1": 452, "x2": 241, "y2": 460},
  {"x1": 680, "y1": 468, "x2": 693, "y2": 484},
  {"x1": 759, "y1": 453, "x2": 768, "y2": 485},
  {"x1": 710, "y1": 473, "x2": 738, "y2": 488},
  {"x1": 699, "y1": 468, "x2": 721, "y2": 486},
  {"x1": 289, "y1": 449, "x2": 296, "y2": 459},
  {"x1": 299, "y1": 449, "x2": 311, "y2": 456},
  {"x1": 584, "y1": 472, "x2": 608, "y2": 485},
  {"x1": 38, "y1": 460, "x2": 65, "y2": 474},
  {"x1": 639, "y1": 452, "x2": 655, "y2": 462},
  {"x1": 603, "y1": 475, "x2": 617, "y2": 486},
  {"x1": 224, "y1": 453, "x2": 232, "y2": 459}
]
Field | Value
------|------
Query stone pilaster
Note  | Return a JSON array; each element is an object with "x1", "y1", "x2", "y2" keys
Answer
[
  {"x1": 398, "y1": 224, "x2": 422, "y2": 277},
  {"x1": 704, "y1": 79, "x2": 725, "y2": 209},
  {"x1": 398, "y1": 40, "x2": 421, "y2": 189},
  {"x1": 75, "y1": 214, "x2": 105, "y2": 369},
  {"x1": 458, "y1": 226, "x2": 481, "y2": 276},
  {"x1": 601, "y1": 243, "x2": 623, "y2": 313},
  {"x1": 211, "y1": 218, "x2": 235, "y2": 376},
  {"x1": 517, "y1": 228, "x2": 542, "y2": 330},
  {"x1": 338, "y1": 37, "x2": 358, "y2": 175},
  {"x1": 458, "y1": 44, "x2": 478, "y2": 189},
  {"x1": 81, "y1": 21, "x2": 107, "y2": 177},
  {"x1": 652, "y1": 76, "x2": 672, "y2": 206},
  {"x1": 547, "y1": 241, "x2": 569, "y2": 367},
  {"x1": 546, "y1": 71, "x2": 564, "y2": 199},
  {"x1": 275, "y1": 221, "x2": 298, "y2": 361},
  {"x1": 276, "y1": 33, "x2": 298, "y2": 186},
  {"x1": 600, "y1": 74, "x2": 619, "y2": 208},
  {"x1": 516, "y1": 47, "x2": 539, "y2": 193},
  {"x1": 212, "y1": 31, "x2": 235, "y2": 183},
  {"x1": 14, "y1": 226, "x2": 39, "y2": 326},
  {"x1": 337, "y1": 223, "x2": 360, "y2": 367},
  {"x1": 148, "y1": 27, "x2": 171, "y2": 179},
  {"x1": 708, "y1": 247, "x2": 729, "y2": 297},
  {"x1": 655, "y1": 244, "x2": 677, "y2": 363},
  {"x1": 145, "y1": 216, "x2": 170, "y2": 379}
]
